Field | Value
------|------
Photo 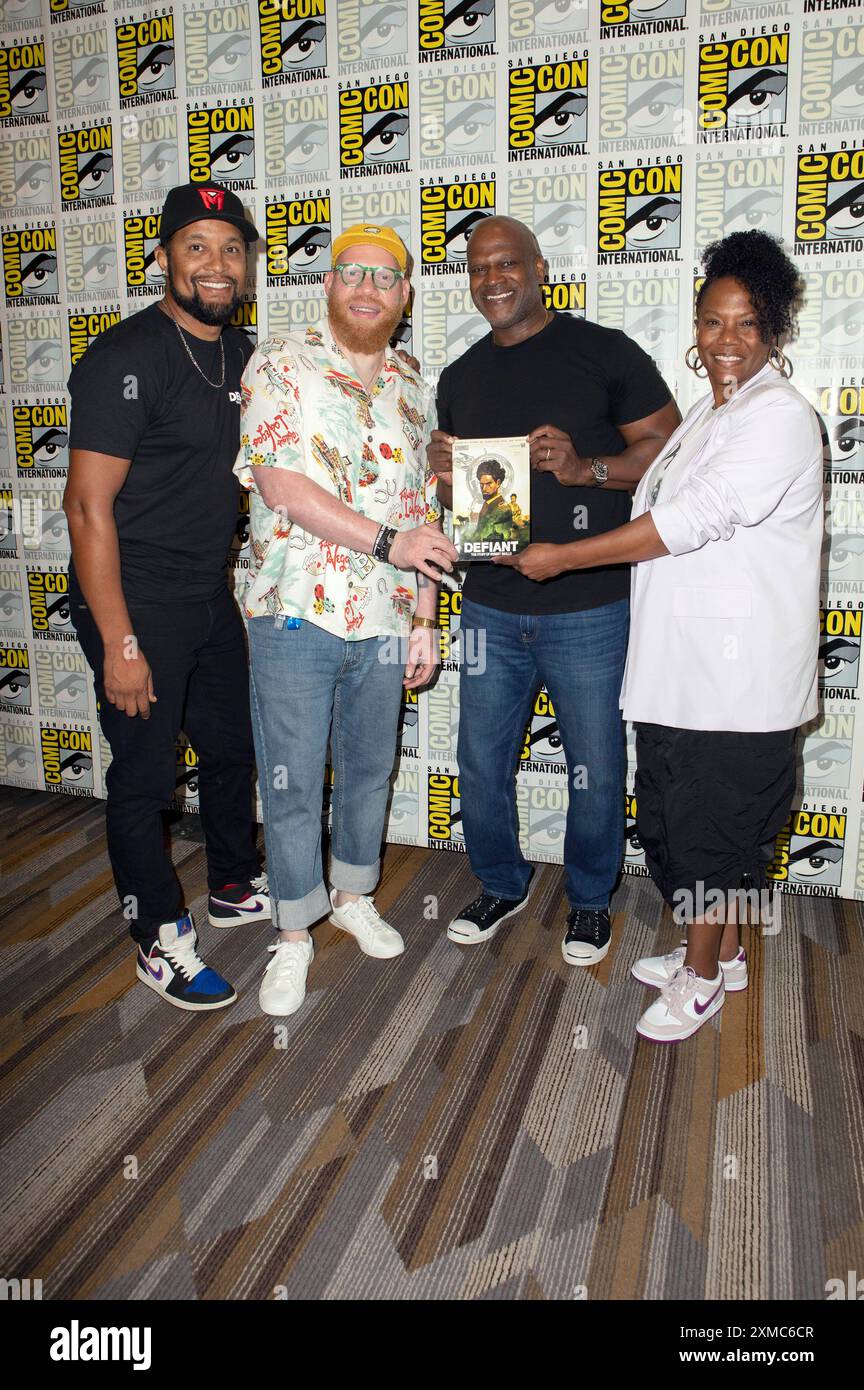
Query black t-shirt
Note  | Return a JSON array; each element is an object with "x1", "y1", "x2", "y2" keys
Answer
[
  {"x1": 67, "y1": 303, "x2": 252, "y2": 604},
  {"x1": 436, "y1": 311, "x2": 672, "y2": 614}
]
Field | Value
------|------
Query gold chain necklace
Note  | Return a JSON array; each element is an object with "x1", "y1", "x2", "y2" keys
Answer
[{"x1": 166, "y1": 310, "x2": 225, "y2": 389}]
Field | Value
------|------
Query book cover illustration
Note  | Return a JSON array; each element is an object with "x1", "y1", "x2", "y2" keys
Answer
[{"x1": 451, "y1": 436, "x2": 531, "y2": 560}]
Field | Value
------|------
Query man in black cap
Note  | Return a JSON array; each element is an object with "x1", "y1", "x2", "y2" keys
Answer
[{"x1": 62, "y1": 182, "x2": 269, "y2": 1011}]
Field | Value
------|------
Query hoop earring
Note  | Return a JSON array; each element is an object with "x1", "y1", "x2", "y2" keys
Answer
[
  {"x1": 769, "y1": 344, "x2": 792, "y2": 378},
  {"x1": 685, "y1": 344, "x2": 707, "y2": 378}
]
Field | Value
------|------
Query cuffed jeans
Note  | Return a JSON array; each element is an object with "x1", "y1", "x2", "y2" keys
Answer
[
  {"x1": 248, "y1": 617, "x2": 405, "y2": 932},
  {"x1": 72, "y1": 586, "x2": 260, "y2": 944},
  {"x1": 458, "y1": 597, "x2": 629, "y2": 910}
]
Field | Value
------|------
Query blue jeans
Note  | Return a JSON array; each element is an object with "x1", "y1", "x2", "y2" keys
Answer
[
  {"x1": 458, "y1": 597, "x2": 629, "y2": 910},
  {"x1": 248, "y1": 617, "x2": 405, "y2": 931}
]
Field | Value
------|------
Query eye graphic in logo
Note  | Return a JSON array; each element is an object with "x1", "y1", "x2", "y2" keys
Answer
[
  {"x1": 830, "y1": 58, "x2": 864, "y2": 121},
  {"x1": 389, "y1": 789, "x2": 417, "y2": 834},
  {"x1": 32, "y1": 425, "x2": 68, "y2": 466},
  {"x1": 787, "y1": 837, "x2": 843, "y2": 884},
  {"x1": 536, "y1": 200, "x2": 584, "y2": 256},
  {"x1": 282, "y1": 19, "x2": 326, "y2": 66},
  {"x1": 20, "y1": 251, "x2": 58, "y2": 296},
  {"x1": 628, "y1": 0, "x2": 685, "y2": 17},
  {"x1": 727, "y1": 66, "x2": 787, "y2": 127},
  {"x1": 625, "y1": 194, "x2": 680, "y2": 250},
  {"x1": 818, "y1": 634, "x2": 860, "y2": 685},
  {"x1": 801, "y1": 736, "x2": 851, "y2": 787},
  {"x1": 39, "y1": 511, "x2": 68, "y2": 548},
  {"x1": 820, "y1": 300, "x2": 864, "y2": 358},
  {"x1": 529, "y1": 806, "x2": 564, "y2": 853},
  {"x1": 626, "y1": 305, "x2": 677, "y2": 361},
  {"x1": 0, "y1": 667, "x2": 29, "y2": 704},
  {"x1": 724, "y1": 188, "x2": 782, "y2": 237},
  {"x1": 399, "y1": 702, "x2": 418, "y2": 749},
  {"x1": 826, "y1": 179, "x2": 864, "y2": 240},
  {"x1": 444, "y1": 0, "x2": 494, "y2": 46},
  {"x1": 625, "y1": 816, "x2": 644, "y2": 860},
  {"x1": 78, "y1": 149, "x2": 113, "y2": 199},
  {"x1": 285, "y1": 121, "x2": 328, "y2": 172},
  {"x1": 55, "y1": 671, "x2": 88, "y2": 707},
  {"x1": 526, "y1": 715, "x2": 562, "y2": 761},
  {"x1": 14, "y1": 160, "x2": 51, "y2": 205},
  {"x1": 60, "y1": 749, "x2": 92, "y2": 783},
  {"x1": 141, "y1": 140, "x2": 177, "y2": 190},
  {"x1": 0, "y1": 591, "x2": 24, "y2": 623},
  {"x1": 363, "y1": 110, "x2": 408, "y2": 163},
  {"x1": 209, "y1": 34, "x2": 252, "y2": 82},
  {"x1": 445, "y1": 101, "x2": 494, "y2": 154},
  {"x1": 138, "y1": 43, "x2": 174, "y2": 91},
  {"x1": 72, "y1": 54, "x2": 109, "y2": 106},
  {"x1": 445, "y1": 209, "x2": 489, "y2": 260},
  {"x1": 830, "y1": 415, "x2": 864, "y2": 463},
  {"x1": 10, "y1": 65, "x2": 48, "y2": 116},
  {"x1": 289, "y1": 223, "x2": 331, "y2": 274},
  {"x1": 628, "y1": 80, "x2": 681, "y2": 137},
  {"x1": 26, "y1": 340, "x2": 62, "y2": 382},
  {"x1": 533, "y1": 0, "x2": 587, "y2": 36},
  {"x1": 210, "y1": 132, "x2": 254, "y2": 181},
  {"x1": 446, "y1": 314, "x2": 486, "y2": 360},
  {"x1": 143, "y1": 243, "x2": 165, "y2": 285},
  {"x1": 360, "y1": 2, "x2": 405, "y2": 56},
  {"x1": 177, "y1": 764, "x2": 199, "y2": 799},
  {"x1": 535, "y1": 88, "x2": 587, "y2": 145},
  {"x1": 46, "y1": 592, "x2": 71, "y2": 631},
  {"x1": 82, "y1": 242, "x2": 116, "y2": 290}
]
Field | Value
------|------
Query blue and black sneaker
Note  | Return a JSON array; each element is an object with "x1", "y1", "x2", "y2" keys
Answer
[{"x1": 136, "y1": 913, "x2": 237, "y2": 1011}]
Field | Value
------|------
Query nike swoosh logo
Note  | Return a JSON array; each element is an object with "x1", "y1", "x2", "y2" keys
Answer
[
  {"x1": 214, "y1": 897, "x2": 265, "y2": 912},
  {"x1": 694, "y1": 981, "x2": 724, "y2": 1015},
  {"x1": 142, "y1": 958, "x2": 164, "y2": 982}
]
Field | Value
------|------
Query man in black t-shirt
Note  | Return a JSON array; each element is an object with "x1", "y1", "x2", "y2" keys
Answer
[
  {"x1": 63, "y1": 182, "x2": 269, "y2": 1013},
  {"x1": 429, "y1": 217, "x2": 680, "y2": 964}
]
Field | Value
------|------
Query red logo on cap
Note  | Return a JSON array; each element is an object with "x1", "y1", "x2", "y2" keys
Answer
[{"x1": 198, "y1": 188, "x2": 226, "y2": 211}]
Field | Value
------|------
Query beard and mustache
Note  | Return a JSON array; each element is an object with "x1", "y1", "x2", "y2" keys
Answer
[
  {"x1": 326, "y1": 293, "x2": 405, "y2": 356},
  {"x1": 165, "y1": 254, "x2": 242, "y2": 327}
]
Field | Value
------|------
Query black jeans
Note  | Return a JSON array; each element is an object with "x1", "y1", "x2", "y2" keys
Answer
[{"x1": 72, "y1": 586, "x2": 259, "y2": 944}]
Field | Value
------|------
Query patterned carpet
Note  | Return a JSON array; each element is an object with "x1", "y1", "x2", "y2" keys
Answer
[{"x1": 1, "y1": 785, "x2": 863, "y2": 1302}]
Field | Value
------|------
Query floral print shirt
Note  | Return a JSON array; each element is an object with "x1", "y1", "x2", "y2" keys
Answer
[{"x1": 234, "y1": 325, "x2": 440, "y2": 640}]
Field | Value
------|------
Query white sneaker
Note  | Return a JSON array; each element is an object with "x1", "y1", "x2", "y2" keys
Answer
[
  {"x1": 631, "y1": 943, "x2": 748, "y2": 992},
  {"x1": 328, "y1": 889, "x2": 404, "y2": 959},
  {"x1": 636, "y1": 966, "x2": 725, "y2": 1043},
  {"x1": 259, "y1": 937, "x2": 313, "y2": 1017}
]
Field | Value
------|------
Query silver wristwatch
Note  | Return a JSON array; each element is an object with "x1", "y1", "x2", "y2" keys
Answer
[{"x1": 590, "y1": 457, "x2": 609, "y2": 487}]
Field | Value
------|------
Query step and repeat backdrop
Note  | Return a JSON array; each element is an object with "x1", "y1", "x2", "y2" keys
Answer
[{"x1": 0, "y1": 0, "x2": 862, "y2": 900}]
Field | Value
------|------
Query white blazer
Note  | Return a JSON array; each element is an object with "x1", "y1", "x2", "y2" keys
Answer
[{"x1": 620, "y1": 363, "x2": 824, "y2": 732}]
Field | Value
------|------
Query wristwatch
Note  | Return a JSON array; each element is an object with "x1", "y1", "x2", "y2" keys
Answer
[{"x1": 590, "y1": 457, "x2": 609, "y2": 487}]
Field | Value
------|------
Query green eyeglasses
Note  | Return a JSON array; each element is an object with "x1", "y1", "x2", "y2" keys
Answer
[{"x1": 334, "y1": 262, "x2": 404, "y2": 291}]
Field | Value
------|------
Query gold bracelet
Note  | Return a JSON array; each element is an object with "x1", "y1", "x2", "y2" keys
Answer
[{"x1": 411, "y1": 616, "x2": 440, "y2": 629}]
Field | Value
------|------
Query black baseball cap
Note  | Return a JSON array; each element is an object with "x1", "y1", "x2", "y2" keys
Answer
[{"x1": 159, "y1": 182, "x2": 259, "y2": 245}]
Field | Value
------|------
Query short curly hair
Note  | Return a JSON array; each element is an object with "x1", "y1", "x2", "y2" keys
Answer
[
  {"x1": 696, "y1": 230, "x2": 804, "y2": 342},
  {"x1": 476, "y1": 457, "x2": 506, "y2": 485}
]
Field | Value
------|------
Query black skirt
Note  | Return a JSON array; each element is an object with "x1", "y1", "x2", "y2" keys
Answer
[{"x1": 634, "y1": 722, "x2": 797, "y2": 914}]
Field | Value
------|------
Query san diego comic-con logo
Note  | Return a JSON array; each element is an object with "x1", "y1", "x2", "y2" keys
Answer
[
  {"x1": 13, "y1": 401, "x2": 68, "y2": 477},
  {"x1": 121, "y1": 110, "x2": 178, "y2": 199},
  {"x1": 53, "y1": 25, "x2": 110, "y2": 115},
  {"x1": 0, "y1": 717, "x2": 38, "y2": 785},
  {"x1": 258, "y1": 0, "x2": 327, "y2": 87},
  {"x1": 48, "y1": 0, "x2": 107, "y2": 25},
  {"x1": 516, "y1": 781, "x2": 566, "y2": 860},
  {"x1": 419, "y1": 177, "x2": 495, "y2": 272},
  {"x1": 40, "y1": 722, "x2": 94, "y2": 795},
  {"x1": 510, "y1": 170, "x2": 586, "y2": 263},
  {"x1": 508, "y1": 59, "x2": 588, "y2": 161},
  {"x1": 263, "y1": 90, "x2": 329, "y2": 180},
  {"x1": 508, "y1": 0, "x2": 588, "y2": 51},
  {"x1": 5, "y1": 313, "x2": 63, "y2": 389},
  {"x1": 387, "y1": 764, "x2": 419, "y2": 842},
  {"x1": 115, "y1": 12, "x2": 176, "y2": 108},
  {"x1": 427, "y1": 770, "x2": 464, "y2": 850},
  {"x1": 0, "y1": 38, "x2": 48, "y2": 122},
  {"x1": 67, "y1": 306, "x2": 121, "y2": 365},
  {"x1": 265, "y1": 194, "x2": 331, "y2": 284},
  {"x1": 800, "y1": 23, "x2": 864, "y2": 133},
  {"x1": 185, "y1": 5, "x2": 253, "y2": 94},
  {"x1": 341, "y1": 185, "x2": 411, "y2": 259},
  {"x1": 623, "y1": 791, "x2": 648, "y2": 871},
  {"x1": 801, "y1": 715, "x2": 854, "y2": 799},
  {"x1": 0, "y1": 566, "x2": 25, "y2": 631},
  {"x1": 418, "y1": 0, "x2": 496, "y2": 63},
  {"x1": 795, "y1": 266, "x2": 864, "y2": 363},
  {"x1": 419, "y1": 69, "x2": 495, "y2": 165},
  {"x1": 598, "y1": 45, "x2": 685, "y2": 150},
  {"x1": 230, "y1": 296, "x2": 257, "y2": 349},
  {"x1": 520, "y1": 689, "x2": 566, "y2": 774},
  {"x1": 338, "y1": 78, "x2": 410, "y2": 177},
  {"x1": 0, "y1": 643, "x2": 31, "y2": 712},
  {"x1": 230, "y1": 487, "x2": 251, "y2": 570},
  {"x1": 542, "y1": 278, "x2": 585, "y2": 318},
  {"x1": 2, "y1": 224, "x2": 59, "y2": 305},
  {"x1": 34, "y1": 645, "x2": 89, "y2": 715},
  {"x1": 63, "y1": 215, "x2": 117, "y2": 299},
  {"x1": 425, "y1": 677, "x2": 458, "y2": 760},
  {"x1": 437, "y1": 585, "x2": 461, "y2": 667},
  {"x1": 597, "y1": 159, "x2": 683, "y2": 262},
  {"x1": 398, "y1": 685, "x2": 419, "y2": 756},
  {"x1": 819, "y1": 604, "x2": 861, "y2": 693},
  {"x1": 186, "y1": 104, "x2": 255, "y2": 188},
  {"x1": 795, "y1": 147, "x2": 864, "y2": 254},
  {"x1": 17, "y1": 480, "x2": 68, "y2": 554},
  {"x1": 694, "y1": 153, "x2": 784, "y2": 248},
  {"x1": 420, "y1": 285, "x2": 483, "y2": 376},
  {"x1": 0, "y1": 133, "x2": 52, "y2": 211},
  {"x1": 770, "y1": 808, "x2": 847, "y2": 894},
  {"x1": 175, "y1": 738, "x2": 200, "y2": 811},
  {"x1": 810, "y1": 383, "x2": 864, "y2": 481},
  {"x1": 600, "y1": 0, "x2": 686, "y2": 42},
  {"x1": 266, "y1": 288, "x2": 327, "y2": 338},
  {"x1": 597, "y1": 270, "x2": 678, "y2": 366},
  {"x1": 0, "y1": 486, "x2": 18, "y2": 556},
  {"x1": 27, "y1": 567, "x2": 75, "y2": 641},
  {"x1": 57, "y1": 119, "x2": 114, "y2": 208},
  {"x1": 335, "y1": 0, "x2": 408, "y2": 69},
  {"x1": 123, "y1": 210, "x2": 164, "y2": 296},
  {"x1": 697, "y1": 32, "x2": 789, "y2": 142}
]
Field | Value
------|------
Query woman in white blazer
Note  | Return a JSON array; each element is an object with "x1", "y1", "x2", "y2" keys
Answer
[{"x1": 497, "y1": 231, "x2": 823, "y2": 1044}]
